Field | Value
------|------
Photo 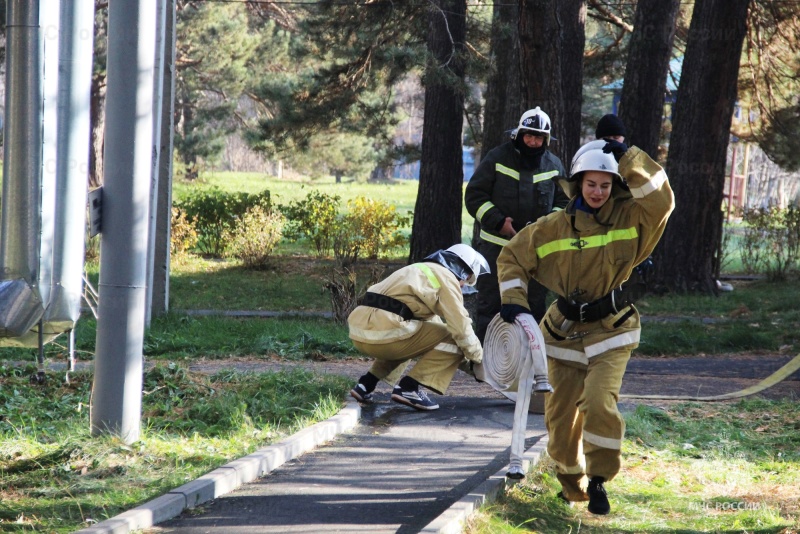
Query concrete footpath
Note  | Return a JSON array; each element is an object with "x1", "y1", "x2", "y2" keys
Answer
[{"x1": 79, "y1": 391, "x2": 548, "y2": 534}]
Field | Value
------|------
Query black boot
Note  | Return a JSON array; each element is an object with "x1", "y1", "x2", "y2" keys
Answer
[{"x1": 587, "y1": 476, "x2": 610, "y2": 515}]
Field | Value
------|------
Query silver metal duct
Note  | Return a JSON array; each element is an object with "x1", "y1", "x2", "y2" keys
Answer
[
  {"x1": 0, "y1": 0, "x2": 46, "y2": 338},
  {"x1": 0, "y1": 0, "x2": 92, "y2": 348},
  {"x1": 42, "y1": 0, "x2": 95, "y2": 332}
]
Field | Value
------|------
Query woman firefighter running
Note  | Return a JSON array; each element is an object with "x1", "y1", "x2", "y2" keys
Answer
[{"x1": 496, "y1": 139, "x2": 675, "y2": 514}]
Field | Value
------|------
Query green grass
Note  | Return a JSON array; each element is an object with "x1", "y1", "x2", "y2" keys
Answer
[
  {"x1": 0, "y1": 363, "x2": 351, "y2": 533},
  {"x1": 2, "y1": 262, "x2": 797, "y2": 365},
  {"x1": 636, "y1": 279, "x2": 800, "y2": 355},
  {"x1": 163, "y1": 254, "x2": 400, "y2": 312},
  {"x1": 468, "y1": 399, "x2": 800, "y2": 534},
  {"x1": 174, "y1": 170, "x2": 477, "y2": 244}
]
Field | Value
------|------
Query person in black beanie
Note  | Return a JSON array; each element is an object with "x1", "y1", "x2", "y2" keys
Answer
[
  {"x1": 595, "y1": 114, "x2": 627, "y2": 143},
  {"x1": 465, "y1": 107, "x2": 569, "y2": 342}
]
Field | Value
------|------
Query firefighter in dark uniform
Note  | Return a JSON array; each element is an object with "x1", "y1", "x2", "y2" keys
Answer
[
  {"x1": 465, "y1": 107, "x2": 569, "y2": 342},
  {"x1": 496, "y1": 139, "x2": 675, "y2": 515}
]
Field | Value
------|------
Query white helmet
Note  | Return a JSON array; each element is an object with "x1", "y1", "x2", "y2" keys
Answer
[
  {"x1": 447, "y1": 244, "x2": 490, "y2": 286},
  {"x1": 569, "y1": 145, "x2": 621, "y2": 181},
  {"x1": 511, "y1": 107, "x2": 554, "y2": 146},
  {"x1": 570, "y1": 139, "x2": 607, "y2": 168}
]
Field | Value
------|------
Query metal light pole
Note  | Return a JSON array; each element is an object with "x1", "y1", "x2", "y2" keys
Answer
[{"x1": 91, "y1": 0, "x2": 158, "y2": 443}]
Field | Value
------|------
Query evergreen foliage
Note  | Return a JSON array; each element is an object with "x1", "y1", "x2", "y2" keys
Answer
[{"x1": 174, "y1": 2, "x2": 259, "y2": 178}]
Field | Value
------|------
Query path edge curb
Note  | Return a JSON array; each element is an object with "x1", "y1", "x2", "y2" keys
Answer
[
  {"x1": 74, "y1": 400, "x2": 361, "y2": 534},
  {"x1": 419, "y1": 433, "x2": 550, "y2": 534}
]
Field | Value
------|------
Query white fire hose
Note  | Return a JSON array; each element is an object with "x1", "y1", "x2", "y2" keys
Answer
[{"x1": 480, "y1": 313, "x2": 552, "y2": 479}]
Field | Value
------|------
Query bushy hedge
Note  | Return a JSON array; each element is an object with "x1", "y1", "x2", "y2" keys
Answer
[
  {"x1": 173, "y1": 188, "x2": 411, "y2": 265},
  {"x1": 175, "y1": 187, "x2": 271, "y2": 256},
  {"x1": 279, "y1": 192, "x2": 411, "y2": 260},
  {"x1": 223, "y1": 206, "x2": 285, "y2": 269},
  {"x1": 739, "y1": 204, "x2": 800, "y2": 280}
]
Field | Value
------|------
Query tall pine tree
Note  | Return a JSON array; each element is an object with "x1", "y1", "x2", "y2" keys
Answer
[
  {"x1": 409, "y1": 0, "x2": 468, "y2": 261},
  {"x1": 653, "y1": 0, "x2": 751, "y2": 293}
]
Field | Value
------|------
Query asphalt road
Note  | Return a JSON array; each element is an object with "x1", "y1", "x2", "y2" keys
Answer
[{"x1": 146, "y1": 392, "x2": 547, "y2": 534}]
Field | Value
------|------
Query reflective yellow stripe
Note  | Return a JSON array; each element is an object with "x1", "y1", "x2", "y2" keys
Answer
[
  {"x1": 536, "y1": 227, "x2": 639, "y2": 258},
  {"x1": 476, "y1": 201, "x2": 494, "y2": 221},
  {"x1": 414, "y1": 263, "x2": 441, "y2": 288},
  {"x1": 533, "y1": 170, "x2": 559, "y2": 183},
  {"x1": 479, "y1": 229, "x2": 510, "y2": 246},
  {"x1": 496, "y1": 163, "x2": 519, "y2": 180}
]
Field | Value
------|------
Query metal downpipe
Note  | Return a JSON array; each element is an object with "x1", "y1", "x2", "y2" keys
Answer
[
  {"x1": 42, "y1": 0, "x2": 95, "y2": 333},
  {"x1": 0, "y1": 0, "x2": 46, "y2": 338}
]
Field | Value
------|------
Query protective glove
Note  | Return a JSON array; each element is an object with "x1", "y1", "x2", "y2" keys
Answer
[
  {"x1": 458, "y1": 360, "x2": 486, "y2": 383},
  {"x1": 500, "y1": 304, "x2": 531, "y2": 323},
  {"x1": 462, "y1": 344, "x2": 483, "y2": 365},
  {"x1": 602, "y1": 140, "x2": 628, "y2": 162}
]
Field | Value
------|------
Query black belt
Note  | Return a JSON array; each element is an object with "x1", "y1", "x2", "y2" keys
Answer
[
  {"x1": 556, "y1": 288, "x2": 629, "y2": 323},
  {"x1": 360, "y1": 292, "x2": 415, "y2": 321}
]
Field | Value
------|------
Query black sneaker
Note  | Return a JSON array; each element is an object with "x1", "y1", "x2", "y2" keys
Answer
[
  {"x1": 587, "y1": 476, "x2": 610, "y2": 515},
  {"x1": 350, "y1": 383, "x2": 373, "y2": 403},
  {"x1": 391, "y1": 386, "x2": 439, "y2": 411}
]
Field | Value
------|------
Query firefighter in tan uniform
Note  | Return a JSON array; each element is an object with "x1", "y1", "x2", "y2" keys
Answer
[
  {"x1": 496, "y1": 139, "x2": 675, "y2": 514},
  {"x1": 348, "y1": 244, "x2": 489, "y2": 411}
]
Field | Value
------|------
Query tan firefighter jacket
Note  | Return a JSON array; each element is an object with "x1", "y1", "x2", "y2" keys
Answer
[
  {"x1": 348, "y1": 262, "x2": 483, "y2": 363},
  {"x1": 497, "y1": 146, "x2": 675, "y2": 365}
]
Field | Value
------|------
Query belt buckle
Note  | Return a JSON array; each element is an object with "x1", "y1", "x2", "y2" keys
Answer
[{"x1": 579, "y1": 302, "x2": 588, "y2": 323}]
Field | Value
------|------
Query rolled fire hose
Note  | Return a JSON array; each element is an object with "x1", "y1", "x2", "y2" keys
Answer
[{"x1": 481, "y1": 313, "x2": 551, "y2": 479}]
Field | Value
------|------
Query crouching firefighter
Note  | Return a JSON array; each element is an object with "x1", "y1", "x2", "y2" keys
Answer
[
  {"x1": 496, "y1": 139, "x2": 675, "y2": 514},
  {"x1": 348, "y1": 244, "x2": 490, "y2": 411}
]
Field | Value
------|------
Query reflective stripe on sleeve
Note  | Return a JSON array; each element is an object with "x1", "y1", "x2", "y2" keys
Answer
[
  {"x1": 536, "y1": 227, "x2": 639, "y2": 258},
  {"x1": 499, "y1": 278, "x2": 526, "y2": 294},
  {"x1": 533, "y1": 170, "x2": 559, "y2": 183},
  {"x1": 629, "y1": 169, "x2": 668, "y2": 199},
  {"x1": 476, "y1": 201, "x2": 494, "y2": 221},
  {"x1": 584, "y1": 430, "x2": 622, "y2": 450}
]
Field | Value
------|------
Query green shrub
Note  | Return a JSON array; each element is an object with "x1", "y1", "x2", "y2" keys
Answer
[
  {"x1": 740, "y1": 205, "x2": 800, "y2": 280},
  {"x1": 170, "y1": 206, "x2": 199, "y2": 258},
  {"x1": 175, "y1": 187, "x2": 271, "y2": 256},
  {"x1": 280, "y1": 191, "x2": 342, "y2": 257},
  {"x1": 345, "y1": 196, "x2": 411, "y2": 259},
  {"x1": 224, "y1": 206, "x2": 285, "y2": 269}
]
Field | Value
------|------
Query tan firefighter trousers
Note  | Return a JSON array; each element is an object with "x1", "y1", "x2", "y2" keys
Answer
[
  {"x1": 352, "y1": 321, "x2": 465, "y2": 395},
  {"x1": 545, "y1": 347, "x2": 630, "y2": 482}
]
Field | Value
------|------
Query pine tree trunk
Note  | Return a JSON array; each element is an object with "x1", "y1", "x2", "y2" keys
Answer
[
  {"x1": 559, "y1": 1, "x2": 586, "y2": 164},
  {"x1": 653, "y1": 0, "x2": 751, "y2": 293},
  {"x1": 519, "y1": 0, "x2": 585, "y2": 166},
  {"x1": 408, "y1": 0, "x2": 467, "y2": 262},
  {"x1": 619, "y1": 0, "x2": 680, "y2": 161},
  {"x1": 479, "y1": 1, "x2": 522, "y2": 161}
]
